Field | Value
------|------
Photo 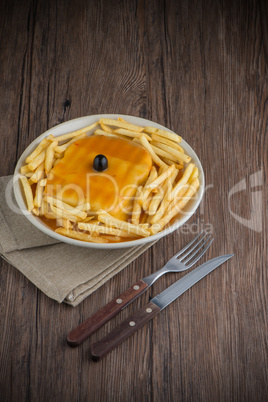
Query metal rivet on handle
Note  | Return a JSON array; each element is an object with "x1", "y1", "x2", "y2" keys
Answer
[
  {"x1": 129, "y1": 321, "x2": 136, "y2": 326},
  {"x1": 146, "y1": 308, "x2": 152, "y2": 313},
  {"x1": 133, "y1": 285, "x2": 140, "y2": 290},
  {"x1": 116, "y1": 299, "x2": 123, "y2": 304}
]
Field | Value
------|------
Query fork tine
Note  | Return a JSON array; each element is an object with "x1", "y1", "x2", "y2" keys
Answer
[
  {"x1": 183, "y1": 237, "x2": 214, "y2": 267},
  {"x1": 172, "y1": 231, "x2": 204, "y2": 259},
  {"x1": 179, "y1": 232, "x2": 208, "y2": 262}
]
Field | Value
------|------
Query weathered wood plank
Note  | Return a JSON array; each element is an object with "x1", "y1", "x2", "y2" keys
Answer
[{"x1": 0, "y1": 0, "x2": 267, "y2": 401}]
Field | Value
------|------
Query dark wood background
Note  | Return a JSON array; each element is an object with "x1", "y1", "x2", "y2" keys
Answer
[{"x1": 0, "y1": 0, "x2": 267, "y2": 401}]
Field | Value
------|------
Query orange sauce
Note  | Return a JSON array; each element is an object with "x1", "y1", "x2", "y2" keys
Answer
[{"x1": 44, "y1": 135, "x2": 152, "y2": 224}]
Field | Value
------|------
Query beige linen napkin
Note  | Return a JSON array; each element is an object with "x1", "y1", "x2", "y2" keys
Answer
[{"x1": 0, "y1": 176, "x2": 155, "y2": 306}]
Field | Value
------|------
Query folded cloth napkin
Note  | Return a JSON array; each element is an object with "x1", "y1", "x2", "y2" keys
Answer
[{"x1": 0, "y1": 176, "x2": 156, "y2": 306}]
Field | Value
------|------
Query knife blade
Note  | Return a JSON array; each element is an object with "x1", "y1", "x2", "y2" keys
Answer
[{"x1": 89, "y1": 254, "x2": 234, "y2": 360}]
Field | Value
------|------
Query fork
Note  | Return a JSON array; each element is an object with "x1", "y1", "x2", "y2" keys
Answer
[{"x1": 67, "y1": 231, "x2": 213, "y2": 346}]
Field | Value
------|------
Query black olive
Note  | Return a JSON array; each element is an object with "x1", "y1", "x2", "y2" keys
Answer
[{"x1": 93, "y1": 154, "x2": 108, "y2": 172}]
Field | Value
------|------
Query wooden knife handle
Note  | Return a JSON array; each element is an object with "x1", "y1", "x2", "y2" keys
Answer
[
  {"x1": 67, "y1": 279, "x2": 149, "y2": 346},
  {"x1": 89, "y1": 302, "x2": 160, "y2": 360}
]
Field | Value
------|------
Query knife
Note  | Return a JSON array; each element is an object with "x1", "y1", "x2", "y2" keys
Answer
[{"x1": 89, "y1": 254, "x2": 234, "y2": 360}]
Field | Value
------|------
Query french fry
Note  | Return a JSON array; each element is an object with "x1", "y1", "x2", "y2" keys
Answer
[
  {"x1": 51, "y1": 122, "x2": 98, "y2": 143},
  {"x1": 158, "y1": 164, "x2": 169, "y2": 176},
  {"x1": 94, "y1": 129, "x2": 125, "y2": 139},
  {"x1": 166, "y1": 163, "x2": 195, "y2": 202},
  {"x1": 29, "y1": 163, "x2": 45, "y2": 183},
  {"x1": 77, "y1": 202, "x2": 91, "y2": 211},
  {"x1": 151, "y1": 183, "x2": 189, "y2": 225},
  {"x1": 151, "y1": 141, "x2": 191, "y2": 163},
  {"x1": 150, "y1": 179, "x2": 199, "y2": 234},
  {"x1": 45, "y1": 196, "x2": 87, "y2": 219},
  {"x1": 150, "y1": 168, "x2": 180, "y2": 223},
  {"x1": 189, "y1": 166, "x2": 199, "y2": 182},
  {"x1": 34, "y1": 180, "x2": 45, "y2": 208},
  {"x1": 78, "y1": 222, "x2": 138, "y2": 237},
  {"x1": 140, "y1": 135, "x2": 166, "y2": 167},
  {"x1": 54, "y1": 152, "x2": 63, "y2": 159},
  {"x1": 54, "y1": 133, "x2": 87, "y2": 154},
  {"x1": 49, "y1": 204, "x2": 80, "y2": 222},
  {"x1": 32, "y1": 207, "x2": 39, "y2": 216},
  {"x1": 39, "y1": 199, "x2": 48, "y2": 216},
  {"x1": 165, "y1": 184, "x2": 190, "y2": 214},
  {"x1": 53, "y1": 158, "x2": 61, "y2": 167},
  {"x1": 62, "y1": 219, "x2": 73, "y2": 230},
  {"x1": 142, "y1": 193, "x2": 154, "y2": 212},
  {"x1": 24, "y1": 172, "x2": 34, "y2": 178},
  {"x1": 25, "y1": 137, "x2": 52, "y2": 163},
  {"x1": 146, "y1": 164, "x2": 175, "y2": 192},
  {"x1": 95, "y1": 235, "x2": 120, "y2": 242},
  {"x1": 161, "y1": 157, "x2": 184, "y2": 170},
  {"x1": 113, "y1": 129, "x2": 152, "y2": 141},
  {"x1": 149, "y1": 143, "x2": 184, "y2": 165},
  {"x1": 156, "y1": 129, "x2": 182, "y2": 142},
  {"x1": 132, "y1": 186, "x2": 143, "y2": 225},
  {"x1": 98, "y1": 211, "x2": 150, "y2": 237},
  {"x1": 55, "y1": 227, "x2": 108, "y2": 243},
  {"x1": 20, "y1": 165, "x2": 32, "y2": 174},
  {"x1": 147, "y1": 166, "x2": 158, "y2": 183},
  {"x1": 20, "y1": 176, "x2": 34, "y2": 211},
  {"x1": 149, "y1": 186, "x2": 187, "y2": 228},
  {"x1": 45, "y1": 141, "x2": 58, "y2": 174},
  {"x1": 148, "y1": 177, "x2": 170, "y2": 215},
  {"x1": 139, "y1": 166, "x2": 158, "y2": 206},
  {"x1": 142, "y1": 126, "x2": 157, "y2": 134},
  {"x1": 117, "y1": 117, "x2": 128, "y2": 123},
  {"x1": 44, "y1": 212, "x2": 57, "y2": 219},
  {"x1": 84, "y1": 216, "x2": 95, "y2": 222},
  {"x1": 94, "y1": 129, "x2": 112, "y2": 136},
  {"x1": 28, "y1": 150, "x2": 46, "y2": 171},
  {"x1": 139, "y1": 224, "x2": 149, "y2": 230},
  {"x1": 99, "y1": 118, "x2": 144, "y2": 132},
  {"x1": 39, "y1": 178, "x2": 47, "y2": 187},
  {"x1": 132, "y1": 138, "x2": 142, "y2": 145},
  {"x1": 151, "y1": 133, "x2": 184, "y2": 153},
  {"x1": 100, "y1": 122, "x2": 113, "y2": 133}
]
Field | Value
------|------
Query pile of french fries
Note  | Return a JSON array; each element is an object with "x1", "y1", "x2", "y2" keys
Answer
[{"x1": 19, "y1": 117, "x2": 200, "y2": 243}]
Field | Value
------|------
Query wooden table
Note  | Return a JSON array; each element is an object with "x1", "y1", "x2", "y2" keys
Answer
[{"x1": 1, "y1": 0, "x2": 267, "y2": 400}]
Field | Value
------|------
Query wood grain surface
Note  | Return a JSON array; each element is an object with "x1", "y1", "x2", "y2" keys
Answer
[{"x1": 0, "y1": 0, "x2": 267, "y2": 401}]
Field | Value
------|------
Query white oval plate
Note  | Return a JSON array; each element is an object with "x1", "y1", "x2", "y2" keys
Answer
[{"x1": 13, "y1": 114, "x2": 205, "y2": 249}]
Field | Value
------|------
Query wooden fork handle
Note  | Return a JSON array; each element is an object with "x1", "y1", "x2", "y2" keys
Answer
[
  {"x1": 67, "y1": 279, "x2": 148, "y2": 346},
  {"x1": 89, "y1": 302, "x2": 160, "y2": 360}
]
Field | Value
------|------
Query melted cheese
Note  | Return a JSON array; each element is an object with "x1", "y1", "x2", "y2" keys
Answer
[{"x1": 45, "y1": 135, "x2": 152, "y2": 220}]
